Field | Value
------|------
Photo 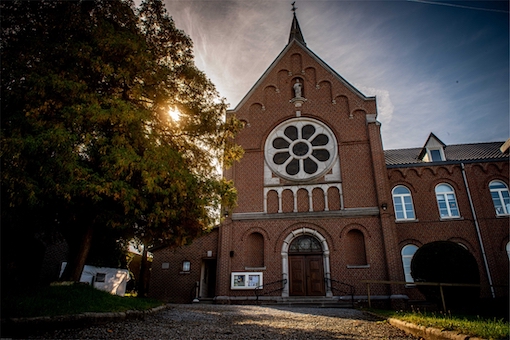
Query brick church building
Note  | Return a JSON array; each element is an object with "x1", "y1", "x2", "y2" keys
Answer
[{"x1": 149, "y1": 12, "x2": 509, "y2": 305}]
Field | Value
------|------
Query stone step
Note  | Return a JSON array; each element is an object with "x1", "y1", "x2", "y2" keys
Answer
[
  {"x1": 274, "y1": 297, "x2": 354, "y2": 308},
  {"x1": 195, "y1": 296, "x2": 354, "y2": 308}
]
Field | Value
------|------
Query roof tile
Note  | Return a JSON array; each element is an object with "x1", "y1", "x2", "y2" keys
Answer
[{"x1": 385, "y1": 142, "x2": 508, "y2": 166}]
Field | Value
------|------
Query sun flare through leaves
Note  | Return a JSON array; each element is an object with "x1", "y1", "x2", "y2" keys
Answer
[{"x1": 168, "y1": 107, "x2": 181, "y2": 122}]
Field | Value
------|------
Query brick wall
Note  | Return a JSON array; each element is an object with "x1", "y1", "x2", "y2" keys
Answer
[
  {"x1": 149, "y1": 228, "x2": 219, "y2": 302},
  {"x1": 227, "y1": 43, "x2": 379, "y2": 213},
  {"x1": 149, "y1": 40, "x2": 509, "y2": 303},
  {"x1": 387, "y1": 161, "x2": 509, "y2": 298}
]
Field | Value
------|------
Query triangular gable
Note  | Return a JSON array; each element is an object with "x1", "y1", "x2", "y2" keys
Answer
[
  {"x1": 419, "y1": 132, "x2": 446, "y2": 161},
  {"x1": 230, "y1": 39, "x2": 375, "y2": 112},
  {"x1": 423, "y1": 132, "x2": 446, "y2": 148}
]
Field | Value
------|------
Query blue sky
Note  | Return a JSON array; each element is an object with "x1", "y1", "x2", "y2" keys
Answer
[{"x1": 162, "y1": 0, "x2": 509, "y2": 150}]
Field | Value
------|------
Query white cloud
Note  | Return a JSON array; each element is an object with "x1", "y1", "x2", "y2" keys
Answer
[
  {"x1": 161, "y1": 0, "x2": 508, "y2": 149},
  {"x1": 356, "y1": 86, "x2": 394, "y2": 127}
]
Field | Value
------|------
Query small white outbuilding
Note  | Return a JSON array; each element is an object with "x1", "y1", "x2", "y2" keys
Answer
[{"x1": 60, "y1": 262, "x2": 130, "y2": 296}]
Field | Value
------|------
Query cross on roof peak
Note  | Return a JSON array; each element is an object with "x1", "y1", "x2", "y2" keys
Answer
[{"x1": 288, "y1": 2, "x2": 306, "y2": 46}]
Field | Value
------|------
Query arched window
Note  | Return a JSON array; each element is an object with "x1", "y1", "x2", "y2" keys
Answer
[
  {"x1": 392, "y1": 186, "x2": 415, "y2": 220},
  {"x1": 345, "y1": 230, "x2": 367, "y2": 266},
  {"x1": 289, "y1": 235, "x2": 322, "y2": 253},
  {"x1": 489, "y1": 181, "x2": 510, "y2": 216},
  {"x1": 401, "y1": 245, "x2": 418, "y2": 284},
  {"x1": 435, "y1": 184, "x2": 460, "y2": 218},
  {"x1": 246, "y1": 232, "x2": 264, "y2": 267}
]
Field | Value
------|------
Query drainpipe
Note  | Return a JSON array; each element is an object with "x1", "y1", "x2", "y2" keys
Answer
[{"x1": 461, "y1": 163, "x2": 495, "y2": 298}]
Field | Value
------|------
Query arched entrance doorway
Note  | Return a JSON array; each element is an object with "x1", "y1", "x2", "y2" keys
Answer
[
  {"x1": 281, "y1": 228, "x2": 332, "y2": 297},
  {"x1": 288, "y1": 235, "x2": 325, "y2": 296}
]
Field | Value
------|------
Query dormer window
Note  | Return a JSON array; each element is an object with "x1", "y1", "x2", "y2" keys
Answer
[
  {"x1": 420, "y1": 133, "x2": 446, "y2": 162},
  {"x1": 427, "y1": 148, "x2": 445, "y2": 162}
]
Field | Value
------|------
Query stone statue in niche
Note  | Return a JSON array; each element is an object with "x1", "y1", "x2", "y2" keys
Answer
[
  {"x1": 293, "y1": 79, "x2": 303, "y2": 98},
  {"x1": 289, "y1": 78, "x2": 307, "y2": 107}
]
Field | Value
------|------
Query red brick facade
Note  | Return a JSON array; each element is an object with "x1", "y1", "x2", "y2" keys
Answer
[{"x1": 149, "y1": 18, "x2": 509, "y2": 304}]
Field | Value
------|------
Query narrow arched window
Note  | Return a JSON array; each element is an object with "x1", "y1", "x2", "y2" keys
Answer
[
  {"x1": 401, "y1": 245, "x2": 418, "y2": 285},
  {"x1": 392, "y1": 186, "x2": 415, "y2": 220},
  {"x1": 345, "y1": 230, "x2": 367, "y2": 266},
  {"x1": 246, "y1": 232, "x2": 264, "y2": 268},
  {"x1": 435, "y1": 184, "x2": 460, "y2": 218},
  {"x1": 489, "y1": 180, "x2": 510, "y2": 216}
]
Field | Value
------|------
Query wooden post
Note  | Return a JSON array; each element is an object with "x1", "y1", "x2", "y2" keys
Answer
[{"x1": 439, "y1": 283, "x2": 446, "y2": 312}]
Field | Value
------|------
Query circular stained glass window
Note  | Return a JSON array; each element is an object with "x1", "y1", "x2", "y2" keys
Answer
[{"x1": 265, "y1": 118, "x2": 337, "y2": 181}]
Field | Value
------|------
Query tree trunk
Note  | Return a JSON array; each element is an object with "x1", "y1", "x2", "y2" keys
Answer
[
  {"x1": 61, "y1": 224, "x2": 94, "y2": 282},
  {"x1": 137, "y1": 243, "x2": 149, "y2": 297}
]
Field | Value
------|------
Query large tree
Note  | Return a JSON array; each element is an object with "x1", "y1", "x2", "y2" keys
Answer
[{"x1": 1, "y1": 0, "x2": 242, "y2": 285}]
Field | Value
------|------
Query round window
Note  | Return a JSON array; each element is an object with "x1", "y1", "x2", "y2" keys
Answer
[{"x1": 265, "y1": 118, "x2": 337, "y2": 181}]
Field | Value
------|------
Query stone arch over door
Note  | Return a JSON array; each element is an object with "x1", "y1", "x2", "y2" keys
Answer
[{"x1": 281, "y1": 227, "x2": 332, "y2": 297}]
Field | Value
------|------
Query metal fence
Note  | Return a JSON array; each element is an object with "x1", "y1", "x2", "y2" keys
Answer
[{"x1": 361, "y1": 280, "x2": 507, "y2": 312}]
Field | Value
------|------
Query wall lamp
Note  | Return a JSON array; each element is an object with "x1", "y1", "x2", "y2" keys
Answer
[{"x1": 381, "y1": 203, "x2": 388, "y2": 211}]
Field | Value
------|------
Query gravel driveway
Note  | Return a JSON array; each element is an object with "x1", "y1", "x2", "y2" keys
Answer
[{"x1": 25, "y1": 304, "x2": 418, "y2": 339}]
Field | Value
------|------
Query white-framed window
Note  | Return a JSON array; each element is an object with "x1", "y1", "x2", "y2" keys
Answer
[
  {"x1": 401, "y1": 244, "x2": 418, "y2": 285},
  {"x1": 489, "y1": 180, "x2": 510, "y2": 216},
  {"x1": 392, "y1": 186, "x2": 415, "y2": 220},
  {"x1": 182, "y1": 260, "x2": 191, "y2": 272},
  {"x1": 264, "y1": 118, "x2": 338, "y2": 182},
  {"x1": 427, "y1": 148, "x2": 445, "y2": 162},
  {"x1": 435, "y1": 184, "x2": 460, "y2": 218}
]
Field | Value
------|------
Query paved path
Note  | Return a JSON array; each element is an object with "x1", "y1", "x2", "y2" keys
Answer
[{"x1": 25, "y1": 304, "x2": 419, "y2": 339}]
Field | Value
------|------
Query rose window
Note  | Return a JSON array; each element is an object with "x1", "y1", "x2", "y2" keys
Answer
[{"x1": 265, "y1": 118, "x2": 337, "y2": 181}]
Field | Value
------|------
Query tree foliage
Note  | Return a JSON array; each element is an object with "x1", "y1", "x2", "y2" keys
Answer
[{"x1": 1, "y1": 0, "x2": 243, "y2": 283}]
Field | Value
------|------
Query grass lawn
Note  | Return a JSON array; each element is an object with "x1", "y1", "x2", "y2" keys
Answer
[
  {"x1": 370, "y1": 309, "x2": 509, "y2": 340},
  {"x1": 1, "y1": 283, "x2": 164, "y2": 319}
]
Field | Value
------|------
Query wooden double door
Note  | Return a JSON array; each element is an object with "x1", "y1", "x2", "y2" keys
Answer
[{"x1": 289, "y1": 255, "x2": 325, "y2": 296}]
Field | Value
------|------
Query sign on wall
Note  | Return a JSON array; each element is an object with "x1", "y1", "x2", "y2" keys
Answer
[{"x1": 231, "y1": 272, "x2": 263, "y2": 289}]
